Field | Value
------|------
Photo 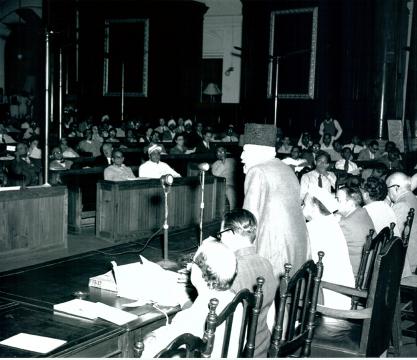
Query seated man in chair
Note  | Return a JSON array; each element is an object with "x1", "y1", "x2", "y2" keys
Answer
[
  {"x1": 142, "y1": 241, "x2": 242, "y2": 358},
  {"x1": 219, "y1": 208, "x2": 278, "y2": 357}
]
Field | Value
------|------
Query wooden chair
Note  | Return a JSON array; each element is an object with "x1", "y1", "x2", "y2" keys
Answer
[
  {"x1": 351, "y1": 226, "x2": 392, "y2": 309},
  {"x1": 205, "y1": 276, "x2": 265, "y2": 358},
  {"x1": 134, "y1": 276, "x2": 265, "y2": 358},
  {"x1": 268, "y1": 252, "x2": 325, "y2": 358},
  {"x1": 310, "y1": 236, "x2": 407, "y2": 357},
  {"x1": 396, "y1": 208, "x2": 417, "y2": 344},
  {"x1": 154, "y1": 333, "x2": 206, "y2": 358}
]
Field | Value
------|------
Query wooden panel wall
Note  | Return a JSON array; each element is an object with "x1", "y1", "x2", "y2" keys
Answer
[
  {"x1": 0, "y1": 186, "x2": 68, "y2": 256},
  {"x1": 96, "y1": 176, "x2": 226, "y2": 243}
]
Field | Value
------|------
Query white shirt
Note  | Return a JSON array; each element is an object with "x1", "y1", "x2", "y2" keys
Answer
[
  {"x1": 334, "y1": 159, "x2": 359, "y2": 174},
  {"x1": 300, "y1": 170, "x2": 336, "y2": 203},
  {"x1": 308, "y1": 215, "x2": 355, "y2": 309},
  {"x1": 138, "y1": 160, "x2": 181, "y2": 179},
  {"x1": 364, "y1": 201, "x2": 399, "y2": 236},
  {"x1": 104, "y1": 164, "x2": 136, "y2": 181}
]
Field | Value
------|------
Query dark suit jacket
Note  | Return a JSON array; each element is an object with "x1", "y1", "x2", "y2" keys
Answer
[
  {"x1": 195, "y1": 140, "x2": 215, "y2": 154},
  {"x1": 94, "y1": 155, "x2": 112, "y2": 167}
]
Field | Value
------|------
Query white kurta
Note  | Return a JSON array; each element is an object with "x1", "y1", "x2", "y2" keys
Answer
[{"x1": 138, "y1": 160, "x2": 181, "y2": 179}]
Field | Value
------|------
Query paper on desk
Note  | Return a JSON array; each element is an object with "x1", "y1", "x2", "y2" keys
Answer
[
  {"x1": 53, "y1": 299, "x2": 99, "y2": 320},
  {"x1": 111, "y1": 256, "x2": 190, "y2": 307},
  {"x1": 0, "y1": 333, "x2": 67, "y2": 354},
  {"x1": 94, "y1": 302, "x2": 138, "y2": 326}
]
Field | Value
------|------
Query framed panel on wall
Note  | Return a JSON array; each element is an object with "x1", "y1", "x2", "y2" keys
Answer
[
  {"x1": 267, "y1": 7, "x2": 318, "y2": 99},
  {"x1": 103, "y1": 18, "x2": 149, "y2": 97}
]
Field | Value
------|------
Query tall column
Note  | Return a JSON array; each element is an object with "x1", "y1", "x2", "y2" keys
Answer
[{"x1": 0, "y1": 24, "x2": 11, "y2": 91}]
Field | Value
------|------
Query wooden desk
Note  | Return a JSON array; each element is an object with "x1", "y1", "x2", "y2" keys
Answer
[
  {"x1": 96, "y1": 176, "x2": 226, "y2": 243},
  {"x1": 0, "y1": 186, "x2": 68, "y2": 258},
  {"x1": 0, "y1": 243, "x2": 181, "y2": 357}
]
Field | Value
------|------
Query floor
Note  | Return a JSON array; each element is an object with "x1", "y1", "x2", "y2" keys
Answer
[{"x1": 1, "y1": 224, "x2": 417, "y2": 357}]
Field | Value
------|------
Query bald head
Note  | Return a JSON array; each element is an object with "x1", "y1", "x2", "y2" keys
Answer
[{"x1": 386, "y1": 172, "x2": 411, "y2": 202}]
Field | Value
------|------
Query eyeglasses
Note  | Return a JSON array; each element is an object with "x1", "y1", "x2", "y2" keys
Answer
[
  {"x1": 387, "y1": 184, "x2": 399, "y2": 190},
  {"x1": 215, "y1": 228, "x2": 235, "y2": 241}
]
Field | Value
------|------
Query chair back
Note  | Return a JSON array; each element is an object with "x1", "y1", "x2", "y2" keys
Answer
[
  {"x1": 268, "y1": 252, "x2": 324, "y2": 358},
  {"x1": 355, "y1": 226, "x2": 391, "y2": 292},
  {"x1": 154, "y1": 333, "x2": 205, "y2": 358},
  {"x1": 402, "y1": 208, "x2": 415, "y2": 247},
  {"x1": 203, "y1": 276, "x2": 264, "y2": 358},
  {"x1": 360, "y1": 236, "x2": 406, "y2": 356}
]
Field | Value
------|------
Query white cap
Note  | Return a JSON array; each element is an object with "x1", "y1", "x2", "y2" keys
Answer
[
  {"x1": 184, "y1": 119, "x2": 193, "y2": 126},
  {"x1": 168, "y1": 119, "x2": 176, "y2": 127},
  {"x1": 148, "y1": 144, "x2": 163, "y2": 155}
]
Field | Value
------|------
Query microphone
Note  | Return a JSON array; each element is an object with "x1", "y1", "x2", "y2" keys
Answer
[
  {"x1": 198, "y1": 162, "x2": 210, "y2": 172},
  {"x1": 160, "y1": 174, "x2": 174, "y2": 187}
]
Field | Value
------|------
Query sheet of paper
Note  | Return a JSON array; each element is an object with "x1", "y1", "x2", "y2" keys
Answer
[
  {"x1": 94, "y1": 302, "x2": 138, "y2": 326},
  {"x1": 53, "y1": 299, "x2": 98, "y2": 320},
  {"x1": 0, "y1": 333, "x2": 67, "y2": 354}
]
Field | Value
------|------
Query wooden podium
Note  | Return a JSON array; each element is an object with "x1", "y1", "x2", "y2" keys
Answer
[
  {"x1": 0, "y1": 185, "x2": 68, "y2": 258},
  {"x1": 96, "y1": 176, "x2": 225, "y2": 243}
]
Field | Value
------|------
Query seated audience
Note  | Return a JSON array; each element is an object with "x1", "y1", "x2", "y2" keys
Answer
[
  {"x1": 95, "y1": 143, "x2": 113, "y2": 166},
  {"x1": 104, "y1": 150, "x2": 137, "y2": 181},
  {"x1": 357, "y1": 139, "x2": 380, "y2": 160},
  {"x1": 335, "y1": 147, "x2": 360, "y2": 175},
  {"x1": 142, "y1": 240, "x2": 241, "y2": 358},
  {"x1": 211, "y1": 147, "x2": 237, "y2": 210},
  {"x1": 139, "y1": 127, "x2": 153, "y2": 144},
  {"x1": 276, "y1": 136, "x2": 292, "y2": 154},
  {"x1": 345, "y1": 135, "x2": 364, "y2": 156},
  {"x1": 22, "y1": 121, "x2": 40, "y2": 140},
  {"x1": 282, "y1": 146, "x2": 309, "y2": 173},
  {"x1": 183, "y1": 119, "x2": 199, "y2": 150},
  {"x1": 330, "y1": 140, "x2": 343, "y2": 161},
  {"x1": 155, "y1": 118, "x2": 168, "y2": 134},
  {"x1": 162, "y1": 119, "x2": 177, "y2": 141},
  {"x1": 378, "y1": 148, "x2": 404, "y2": 171},
  {"x1": 386, "y1": 172, "x2": 417, "y2": 275},
  {"x1": 195, "y1": 128, "x2": 215, "y2": 153},
  {"x1": 10, "y1": 142, "x2": 40, "y2": 186},
  {"x1": 336, "y1": 186, "x2": 375, "y2": 277},
  {"x1": 60, "y1": 138, "x2": 79, "y2": 158},
  {"x1": 106, "y1": 128, "x2": 120, "y2": 143},
  {"x1": 49, "y1": 147, "x2": 73, "y2": 171},
  {"x1": 28, "y1": 137, "x2": 42, "y2": 160},
  {"x1": 0, "y1": 124, "x2": 16, "y2": 143},
  {"x1": 300, "y1": 151, "x2": 336, "y2": 204},
  {"x1": 176, "y1": 117, "x2": 185, "y2": 134},
  {"x1": 298, "y1": 131, "x2": 313, "y2": 150},
  {"x1": 221, "y1": 124, "x2": 239, "y2": 142},
  {"x1": 138, "y1": 144, "x2": 181, "y2": 178},
  {"x1": 92, "y1": 125, "x2": 104, "y2": 143},
  {"x1": 169, "y1": 133, "x2": 187, "y2": 155},
  {"x1": 303, "y1": 187, "x2": 354, "y2": 309},
  {"x1": 219, "y1": 208, "x2": 278, "y2": 357},
  {"x1": 49, "y1": 147, "x2": 73, "y2": 185},
  {"x1": 301, "y1": 142, "x2": 320, "y2": 168},
  {"x1": 362, "y1": 176, "x2": 399, "y2": 237},
  {"x1": 319, "y1": 132, "x2": 334, "y2": 152},
  {"x1": 77, "y1": 129, "x2": 101, "y2": 157},
  {"x1": 125, "y1": 129, "x2": 138, "y2": 143}
]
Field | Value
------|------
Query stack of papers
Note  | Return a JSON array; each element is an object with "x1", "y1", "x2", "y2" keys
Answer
[
  {"x1": 111, "y1": 256, "x2": 190, "y2": 307},
  {"x1": 53, "y1": 299, "x2": 138, "y2": 325}
]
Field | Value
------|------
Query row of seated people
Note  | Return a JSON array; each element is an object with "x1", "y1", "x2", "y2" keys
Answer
[
  {"x1": 278, "y1": 134, "x2": 404, "y2": 170},
  {"x1": 139, "y1": 205, "x2": 408, "y2": 357}
]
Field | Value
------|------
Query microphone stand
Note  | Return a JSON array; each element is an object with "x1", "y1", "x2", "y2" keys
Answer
[
  {"x1": 157, "y1": 177, "x2": 177, "y2": 270},
  {"x1": 199, "y1": 170, "x2": 206, "y2": 246}
]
